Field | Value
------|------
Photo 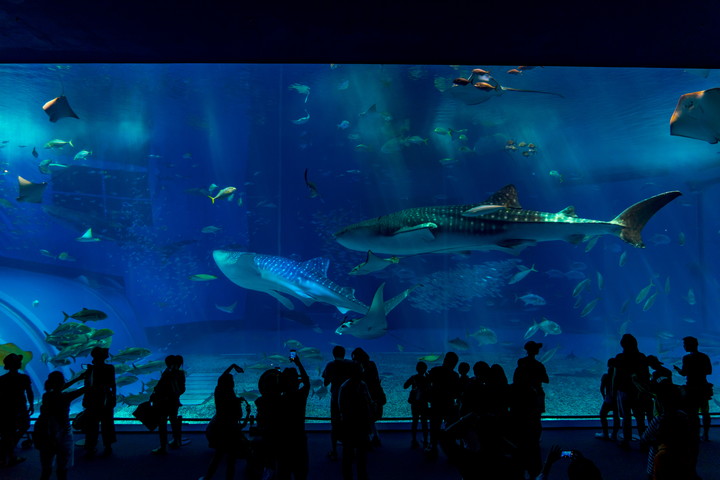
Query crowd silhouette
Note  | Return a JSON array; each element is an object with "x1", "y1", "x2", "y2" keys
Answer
[{"x1": 0, "y1": 333, "x2": 714, "y2": 479}]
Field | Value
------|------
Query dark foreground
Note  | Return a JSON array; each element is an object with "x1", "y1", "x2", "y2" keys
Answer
[{"x1": 2, "y1": 425, "x2": 719, "y2": 480}]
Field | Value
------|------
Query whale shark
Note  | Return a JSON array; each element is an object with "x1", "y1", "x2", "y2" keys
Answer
[
  {"x1": 212, "y1": 250, "x2": 414, "y2": 321},
  {"x1": 334, "y1": 185, "x2": 681, "y2": 256}
]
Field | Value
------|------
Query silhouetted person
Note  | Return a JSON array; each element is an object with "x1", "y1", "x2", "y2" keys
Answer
[
  {"x1": 254, "y1": 368, "x2": 284, "y2": 477},
  {"x1": 338, "y1": 362, "x2": 373, "y2": 480},
  {"x1": 511, "y1": 341, "x2": 549, "y2": 479},
  {"x1": 486, "y1": 364, "x2": 510, "y2": 419},
  {"x1": 82, "y1": 347, "x2": 116, "y2": 458},
  {"x1": 612, "y1": 333, "x2": 649, "y2": 447},
  {"x1": 459, "y1": 361, "x2": 490, "y2": 417},
  {"x1": 351, "y1": 348, "x2": 385, "y2": 447},
  {"x1": 200, "y1": 363, "x2": 251, "y2": 480},
  {"x1": 536, "y1": 445, "x2": 603, "y2": 479},
  {"x1": 403, "y1": 361, "x2": 430, "y2": 448},
  {"x1": 646, "y1": 355, "x2": 673, "y2": 418},
  {"x1": 277, "y1": 353, "x2": 310, "y2": 480},
  {"x1": 151, "y1": 354, "x2": 186, "y2": 454},
  {"x1": 595, "y1": 358, "x2": 619, "y2": 441},
  {"x1": 34, "y1": 370, "x2": 87, "y2": 480},
  {"x1": 321, "y1": 345, "x2": 354, "y2": 460},
  {"x1": 0, "y1": 353, "x2": 33, "y2": 467},
  {"x1": 426, "y1": 351, "x2": 460, "y2": 457},
  {"x1": 674, "y1": 336, "x2": 712, "y2": 441}
]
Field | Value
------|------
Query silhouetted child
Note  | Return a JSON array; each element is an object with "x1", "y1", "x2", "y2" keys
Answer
[
  {"x1": 151, "y1": 354, "x2": 186, "y2": 454},
  {"x1": 0, "y1": 353, "x2": 34, "y2": 468},
  {"x1": 34, "y1": 370, "x2": 87, "y2": 480},
  {"x1": 458, "y1": 362, "x2": 471, "y2": 394},
  {"x1": 82, "y1": 347, "x2": 116, "y2": 458},
  {"x1": 595, "y1": 358, "x2": 619, "y2": 441},
  {"x1": 403, "y1": 361, "x2": 429, "y2": 448}
]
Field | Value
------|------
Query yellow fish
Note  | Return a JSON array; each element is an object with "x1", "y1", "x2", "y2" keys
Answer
[
  {"x1": 0, "y1": 343, "x2": 33, "y2": 369},
  {"x1": 208, "y1": 186, "x2": 237, "y2": 204}
]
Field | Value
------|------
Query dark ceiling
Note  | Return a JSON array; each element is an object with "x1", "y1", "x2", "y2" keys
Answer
[{"x1": 0, "y1": 1, "x2": 718, "y2": 67}]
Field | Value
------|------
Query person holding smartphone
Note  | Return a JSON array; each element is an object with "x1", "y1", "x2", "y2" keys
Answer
[{"x1": 277, "y1": 350, "x2": 310, "y2": 480}]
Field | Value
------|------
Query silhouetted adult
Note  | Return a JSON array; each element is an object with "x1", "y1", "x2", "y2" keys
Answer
[
  {"x1": 151, "y1": 354, "x2": 186, "y2": 454},
  {"x1": 254, "y1": 368, "x2": 284, "y2": 478},
  {"x1": 351, "y1": 348, "x2": 385, "y2": 447},
  {"x1": 200, "y1": 363, "x2": 251, "y2": 480},
  {"x1": 338, "y1": 362, "x2": 373, "y2": 480},
  {"x1": 426, "y1": 351, "x2": 460, "y2": 457},
  {"x1": 612, "y1": 333, "x2": 649, "y2": 447},
  {"x1": 321, "y1": 345, "x2": 354, "y2": 460},
  {"x1": 595, "y1": 358, "x2": 619, "y2": 441},
  {"x1": 277, "y1": 354, "x2": 310, "y2": 480},
  {"x1": 511, "y1": 341, "x2": 549, "y2": 479},
  {"x1": 486, "y1": 364, "x2": 510, "y2": 419},
  {"x1": 34, "y1": 370, "x2": 87, "y2": 480},
  {"x1": 0, "y1": 353, "x2": 33, "y2": 468},
  {"x1": 82, "y1": 347, "x2": 116, "y2": 458},
  {"x1": 674, "y1": 336, "x2": 712, "y2": 441},
  {"x1": 459, "y1": 361, "x2": 489, "y2": 417},
  {"x1": 403, "y1": 361, "x2": 430, "y2": 448}
]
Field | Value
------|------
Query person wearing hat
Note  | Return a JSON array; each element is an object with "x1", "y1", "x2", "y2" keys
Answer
[
  {"x1": 674, "y1": 336, "x2": 712, "y2": 442},
  {"x1": 82, "y1": 347, "x2": 116, "y2": 458},
  {"x1": 0, "y1": 353, "x2": 34, "y2": 467},
  {"x1": 511, "y1": 340, "x2": 549, "y2": 479}
]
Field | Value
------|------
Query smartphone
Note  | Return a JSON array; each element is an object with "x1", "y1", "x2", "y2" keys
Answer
[
  {"x1": 81, "y1": 364, "x2": 90, "y2": 370},
  {"x1": 561, "y1": 450, "x2": 574, "y2": 459},
  {"x1": 289, "y1": 349, "x2": 297, "y2": 360}
]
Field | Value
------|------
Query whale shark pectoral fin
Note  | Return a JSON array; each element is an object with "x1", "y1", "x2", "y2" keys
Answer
[
  {"x1": 336, "y1": 306, "x2": 351, "y2": 314},
  {"x1": 267, "y1": 290, "x2": 296, "y2": 310},
  {"x1": 392, "y1": 223, "x2": 437, "y2": 241}
]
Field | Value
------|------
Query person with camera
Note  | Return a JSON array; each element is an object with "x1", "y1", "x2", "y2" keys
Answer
[
  {"x1": 82, "y1": 347, "x2": 116, "y2": 458},
  {"x1": 277, "y1": 350, "x2": 310, "y2": 480},
  {"x1": 200, "y1": 363, "x2": 251, "y2": 480},
  {"x1": 0, "y1": 353, "x2": 34, "y2": 468}
]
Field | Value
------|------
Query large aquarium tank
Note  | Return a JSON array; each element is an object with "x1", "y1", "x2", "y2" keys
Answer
[{"x1": 0, "y1": 64, "x2": 718, "y2": 420}]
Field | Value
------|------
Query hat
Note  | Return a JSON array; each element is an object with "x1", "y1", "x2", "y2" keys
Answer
[
  {"x1": 3, "y1": 353, "x2": 23, "y2": 370},
  {"x1": 91, "y1": 347, "x2": 110, "y2": 360},
  {"x1": 647, "y1": 355, "x2": 663, "y2": 366},
  {"x1": 524, "y1": 341, "x2": 543, "y2": 352}
]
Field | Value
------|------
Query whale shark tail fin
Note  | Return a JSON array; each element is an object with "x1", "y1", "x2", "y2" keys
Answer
[{"x1": 612, "y1": 191, "x2": 682, "y2": 248}]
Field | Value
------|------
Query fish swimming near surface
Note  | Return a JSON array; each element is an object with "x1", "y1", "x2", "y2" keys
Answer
[
  {"x1": 17, "y1": 176, "x2": 48, "y2": 203},
  {"x1": 669, "y1": 88, "x2": 720, "y2": 143},
  {"x1": 42, "y1": 95, "x2": 79, "y2": 122},
  {"x1": 334, "y1": 185, "x2": 682, "y2": 256},
  {"x1": 448, "y1": 69, "x2": 564, "y2": 106},
  {"x1": 213, "y1": 249, "x2": 413, "y2": 315},
  {"x1": 62, "y1": 308, "x2": 108, "y2": 323}
]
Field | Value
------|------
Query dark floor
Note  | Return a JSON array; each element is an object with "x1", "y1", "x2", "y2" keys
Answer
[{"x1": 3, "y1": 424, "x2": 719, "y2": 480}]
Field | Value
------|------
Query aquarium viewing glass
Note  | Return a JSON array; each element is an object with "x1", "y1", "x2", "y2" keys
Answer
[{"x1": 0, "y1": 64, "x2": 718, "y2": 421}]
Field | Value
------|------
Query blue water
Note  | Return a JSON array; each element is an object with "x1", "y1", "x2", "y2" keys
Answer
[{"x1": 0, "y1": 64, "x2": 718, "y2": 418}]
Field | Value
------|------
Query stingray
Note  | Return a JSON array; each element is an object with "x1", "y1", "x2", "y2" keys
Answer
[
  {"x1": 669, "y1": 88, "x2": 720, "y2": 143},
  {"x1": 42, "y1": 95, "x2": 79, "y2": 122},
  {"x1": 448, "y1": 68, "x2": 564, "y2": 105},
  {"x1": 349, "y1": 250, "x2": 401, "y2": 275},
  {"x1": 17, "y1": 176, "x2": 47, "y2": 203}
]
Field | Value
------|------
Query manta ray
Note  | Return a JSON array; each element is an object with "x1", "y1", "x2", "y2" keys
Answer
[
  {"x1": 42, "y1": 95, "x2": 79, "y2": 122},
  {"x1": 669, "y1": 87, "x2": 720, "y2": 143},
  {"x1": 334, "y1": 185, "x2": 681, "y2": 256},
  {"x1": 17, "y1": 176, "x2": 48, "y2": 203},
  {"x1": 212, "y1": 250, "x2": 415, "y2": 338},
  {"x1": 448, "y1": 68, "x2": 564, "y2": 105}
]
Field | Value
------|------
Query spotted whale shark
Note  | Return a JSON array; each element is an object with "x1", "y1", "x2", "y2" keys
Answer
[
  {"x1": 212, "y1": 250, "x2": 415, "y2": 338},
  {"x1": 334, "y1": 185, "x2": 681, "y2": 256}
]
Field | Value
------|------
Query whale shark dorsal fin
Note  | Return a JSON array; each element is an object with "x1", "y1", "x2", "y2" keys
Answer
[
  {"x1": 302, "y1": 257, "x2": 330, "y2": 275},
  {"x1": 558, "y1": 206, "x2": 577, "y2": 217},
  {"x1": 482, "y1": 184, "x2": 522, "y2": 209}
]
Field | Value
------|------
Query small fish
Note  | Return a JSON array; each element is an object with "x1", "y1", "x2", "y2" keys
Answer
[
  {"x1": 201, "y1": 226, "x2": 222, "y2": 234},
  {"x1": 538, "y1": 345, "x2": 560, "y2": 364},
  {"x1": 337, "y1": 80, "x2": 349, "y2": 90},
  {"x1": 549, "y1": 170, "x2": 564, "y2": 183},
  {"x1": 596, "y1": 272, "x2": 604, "y2": 291},
  {"x1": 40, "y1": 249, "x2": 55, "y2": 258},
  {"x1": 404, "y1": 136, "x2": 428, "y2": 145},
  {"x1": 32, "y1": 300, "x2": 40, "y2": 308},
  {"x1": 524, "y1": 321, "x2": 540, "y2": 340},
  {"x1": 89, "y1": 328, "x2": 114, "y2": 341},
  {"x1": 619, "y1": 320, "x2": 632, "y2": 336},
  {"x1": 619, "y1": 251, "x2": 627, "y2": 267},
  {"x1": 470, "y1": 327, "x2": 498, "y2": 345},
  {"x1": 507, "y1": 68, "x2": 523, "y2": 75},
  {"x1": 580, "y1": 298, "x2": 600, "y2": 318},
  {"x1": 635, "y1": 282, "x2": 655, "y2": 304},
  {"x1": 643, "y1": 292, "x2": 658, "y2": 312},
  {"x1": 116, "y1": 375, "x2": 140, "y2": 388},
  {"x1": 620, "y1": 298, "x2": 631, "y2": 314},
  {"x1": 215, "y1": 301, "x2": 237, "y2": 313},
  {"x1": 32, "y1": 147, "x2": 38, "y2": 158},
  {"x1": 516, "y1": 293, "x2": 546, "y2": 306},
  {"x1": 572, "y1": 278, "x2": 591, "y2": 297},
  {"x1": 354, "y1": 144, "x2": 370, "y2": 152},
  {"x1": 684, "y1": 288, "x2": 696, "y2": 306},
  {"x1": 508, "y1": 264, "x2": 537, "y2": 285},
  {"x1": 538, "y1": 317, "x2": 562, "y2": 336},
  {"x1": 448, "y1": 337, "x2": 470, "y2": 351},
  {"x1": 44, "y1": 139, "x2": 73, "y2": 149},
  {"x1": 63, "y1": 308, "x2": 108, "y2": 323},
  {"x1": 418, "y1": 354, "x2": 442, "y2": 362},
  {"x1": 304, "y1": 168, "x2": 320, "y2": 198},
  {"x1": 656, "y1": 331, "x2": 674, "y2": 340},
  {"x1": 288, "y1": 83, "x2": 311, "y2": 102},
  {"x1": 678, "y1": 232, "x2": 686, "y2": 246},
  {"x1": 73, "y1": 150, "x2": 92, "y2": 161},
  {"x1": 462, "y1": 204, "x2": 505, "y2": 217},
  {"x1": 57, "y1": 252, "x2": 76, "y2": 262},
  {"x1": 291, "y1": 110, "x2": 310, "y2": 125},
  {"x1": 337, "y1": 120, "x2": 351, "y2": 129},
  {"x1": 189, "y1": 274, "x2": 218, "y2": 281},
  {"x1": 208, "y1": 186, "x2": 237, "y2": 204},
  {"x1": 584, "y1": 236, "x2": 599, "y2": 253},
  {"x1": 76, "y1": 228, "x2": 101, "y2": 242},
  {"x1": 433, "y1": 127, "x2": 454, "y2": 137}
]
